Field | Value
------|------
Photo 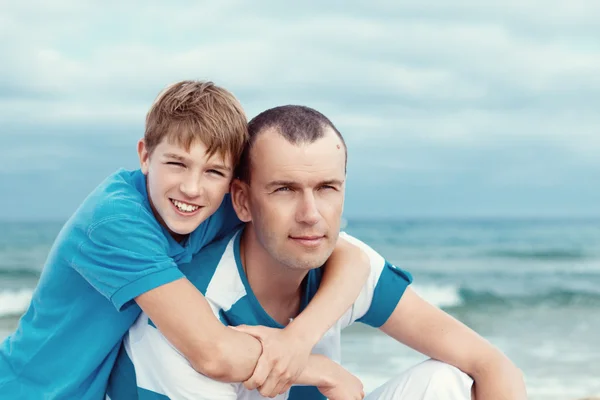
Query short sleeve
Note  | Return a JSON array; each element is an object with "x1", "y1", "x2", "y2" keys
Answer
[
  {"x1": 357, "y1": 262, "x2": 412, "y2": 327},
  {"x1": 337, "y1": 233, "x2": 413, "y2": 329},
  {"x1": 71, "y1": 208, "x2": 183, "y2": 311}
]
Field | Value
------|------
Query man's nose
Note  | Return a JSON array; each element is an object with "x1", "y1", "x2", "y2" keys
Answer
[{"x1": 296, "y1": 193, "x2": 320, "y2": 225}]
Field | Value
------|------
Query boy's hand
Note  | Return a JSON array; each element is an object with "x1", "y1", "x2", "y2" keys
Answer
[
  {"x1": 231, "y1": 324, "x2": 311, "y2": 397},
  {"x1": 318, "y1": 366, "x2": 365, "y2": 400}
]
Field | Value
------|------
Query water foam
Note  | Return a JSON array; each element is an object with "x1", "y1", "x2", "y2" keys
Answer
[
  {"x1": 411, "y1": 283, "x2": 463, "y2": 308},
  {"x1": 0, "y1": 289, "x2": 33, "y2": 318}
]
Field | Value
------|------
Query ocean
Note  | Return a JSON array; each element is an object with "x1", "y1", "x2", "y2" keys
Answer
[{"x1": 1, "y1": 218, "x2": 599, "y2": 399}]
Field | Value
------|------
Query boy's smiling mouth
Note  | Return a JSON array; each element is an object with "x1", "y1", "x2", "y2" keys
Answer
[{"x1": 169, "y1": 198, "x2": 202, "y2": 214}]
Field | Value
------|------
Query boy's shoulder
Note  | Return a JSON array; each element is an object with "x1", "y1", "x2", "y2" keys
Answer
[
  {"x1": 77, "y1": 168, "x2": 153, "y2": 225},
  {"x1": 62, "y1": 169, "x2": 160, "y2": 244}
]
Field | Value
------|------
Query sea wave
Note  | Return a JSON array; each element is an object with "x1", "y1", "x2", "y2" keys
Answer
[
  {"x1": 2, "y1": 282, "x2": 599, "y2": 320},
  {"x1": 484, "y1": 248, "x2": 588, "y2": 261},
  {"x1": 0, "y1": 268, "x2": 40, "y2": 279},
  {"x1": 0, "y1": 289, "x2": 33, "y2": 318},
  {"x1": 414, "y1": 283, "x2": 600, "y2": 309}
]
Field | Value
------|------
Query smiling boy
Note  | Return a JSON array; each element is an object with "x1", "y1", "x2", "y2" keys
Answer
[{"x1": 0, "y1": 81, "x2": 369, "y2": 399}]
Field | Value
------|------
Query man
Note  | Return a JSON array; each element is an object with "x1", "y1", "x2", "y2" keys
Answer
[{"x1": 107, "y1": 105, "x2": 527, "y2": 399}]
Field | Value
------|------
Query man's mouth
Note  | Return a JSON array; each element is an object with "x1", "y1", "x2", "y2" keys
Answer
[
  {"x1": 289, "y1": 235, "x2": 325, "y2": 247},
  {"x1": 169, "y1": 198, "x2": 202, "y2": 214}
]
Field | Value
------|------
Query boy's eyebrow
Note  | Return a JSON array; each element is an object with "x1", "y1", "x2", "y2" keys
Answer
[
  {"x1": 164, "y1": 153, "x2": 232, "y2": 171},
  {"x1": 164, "y1": 153, "x2": 188, "y2": 161},
  {"x1": 206, "y1": 162, "x2": 232, "y2": 172}
]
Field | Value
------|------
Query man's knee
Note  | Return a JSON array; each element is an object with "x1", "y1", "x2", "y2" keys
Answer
[{"x1": 415, "y1": 359, "x2": 473, "y2": 399}]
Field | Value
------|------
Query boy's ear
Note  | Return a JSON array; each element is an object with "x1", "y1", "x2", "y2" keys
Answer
[
  {"x1": 137, "y1": 139, "x2": 150, "y2": 175},
  {"x1": 230, "y1": 179, "x2": 252, "y2": 223}
]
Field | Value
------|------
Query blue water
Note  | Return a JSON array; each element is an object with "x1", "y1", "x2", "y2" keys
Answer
[{"x1": 1, "y1": 219, "x2": 599, "y2": 399}]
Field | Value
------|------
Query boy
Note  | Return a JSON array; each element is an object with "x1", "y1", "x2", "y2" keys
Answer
[{"x1": 0, "y1": 81, "x2": 369, "y2": 399}]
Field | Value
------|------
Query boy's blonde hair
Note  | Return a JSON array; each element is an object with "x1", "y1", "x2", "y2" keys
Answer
[{"x1": 145, "y1": 80, "x2": 248, "y2": 163}]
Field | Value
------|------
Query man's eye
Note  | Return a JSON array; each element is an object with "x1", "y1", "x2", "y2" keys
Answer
[
  {"x1": 274, "y1": 187, "x2": 291, "y2": 193},
  {"x1": 320, "y1": 185, "x2": 335, "y2": 191}
]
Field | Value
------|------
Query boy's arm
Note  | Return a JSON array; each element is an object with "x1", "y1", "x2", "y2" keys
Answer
[
  {"x1": 240, "y1": 237, "x2": 371, "y2": 394},
  {"x1": 135, "y1": 278, "x2": 263, "y2": 382},
  {"x1": 287, "y1": 237, "x2": 371, "y2": 343}
]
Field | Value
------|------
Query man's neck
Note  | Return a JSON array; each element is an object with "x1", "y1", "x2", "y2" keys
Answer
[{"x1": 240, "y1": 226, "x2": 308, "y2": 326}]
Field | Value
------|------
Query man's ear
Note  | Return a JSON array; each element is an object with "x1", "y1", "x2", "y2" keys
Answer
[
  {"x1": 230, "y1": 179, "x2": 252, "y2": 222},
  {"x1": 137, "y1": 139, "x2": 150, "y2": 175}
]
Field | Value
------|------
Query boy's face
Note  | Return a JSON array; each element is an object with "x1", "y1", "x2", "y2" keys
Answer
[{"x1": 138, "y1": 137, "x2": 234, "y2": 242}]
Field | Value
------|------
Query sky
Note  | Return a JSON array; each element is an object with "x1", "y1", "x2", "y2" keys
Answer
[{"x1": 1, "y1": 0, "x2": 600, "y2": 220}]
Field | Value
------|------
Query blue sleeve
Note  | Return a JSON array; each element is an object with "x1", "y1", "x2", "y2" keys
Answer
[
  {"x1": 71, "y1": 205, "x2": 183, "y2": 311},
  {"x1": 357, "y1": 261, "x2": 413, "y2": 328}
]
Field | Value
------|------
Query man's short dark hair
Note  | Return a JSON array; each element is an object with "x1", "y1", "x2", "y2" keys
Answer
[{"x1": 236, "y1": 105, "x2": 347, "y2": 182}]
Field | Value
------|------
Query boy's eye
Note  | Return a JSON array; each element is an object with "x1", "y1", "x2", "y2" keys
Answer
[
  {"x1": 166, "y1": 161, "x2": 185, "y2": 167},
  {"x1": 207, "y1": 169, "x2": 225, "y2": 177}
]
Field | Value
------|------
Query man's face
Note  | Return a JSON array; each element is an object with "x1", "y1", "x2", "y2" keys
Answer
[
  {"x1": 240, "y1": 127, "x2": 346, "y2": 271},
  {"x1": 138, "y1": 137, "x2": 233, "y2": 241}
]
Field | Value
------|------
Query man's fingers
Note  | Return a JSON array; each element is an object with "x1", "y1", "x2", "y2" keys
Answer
[{"x1": 244, "y1": 354, "x2": 271, "y2": 390}]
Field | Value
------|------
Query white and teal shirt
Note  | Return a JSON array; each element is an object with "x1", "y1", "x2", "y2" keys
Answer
[{"x1": 106, "y1": 228, "x2": 413, "y2": 400}]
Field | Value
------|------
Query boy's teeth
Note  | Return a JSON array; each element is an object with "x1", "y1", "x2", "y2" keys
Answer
[{"x1": 172, "y1": 200, "x2": 199, "y2": 213}]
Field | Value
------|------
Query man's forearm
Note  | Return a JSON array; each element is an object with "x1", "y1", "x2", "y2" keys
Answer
[
  {"x1": 471, "y1": 353, "x2": 527, "y2": 400},
  {"x1": 294, "y1": 354, "x2": 342, "y2": 387}
]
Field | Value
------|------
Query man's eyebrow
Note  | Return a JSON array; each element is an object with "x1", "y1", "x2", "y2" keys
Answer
[
  {"x1": 266, "y1": 179, "x2": 345, "y2": 189},
  {"x1": 266, "y1": 180, "x2": 297, "y2": 189},
  {"x1": 319, "y1": 179, "x2": 345, "y2": 186}
]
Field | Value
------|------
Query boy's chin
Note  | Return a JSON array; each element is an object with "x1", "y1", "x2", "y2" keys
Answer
[{"x1": 164, "y1": 218, "x2": 203, "y2": 237}]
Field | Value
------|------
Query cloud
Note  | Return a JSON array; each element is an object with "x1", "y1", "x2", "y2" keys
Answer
[{"x1": 1, "y1": 0, "x2": 599, "y2": 218}]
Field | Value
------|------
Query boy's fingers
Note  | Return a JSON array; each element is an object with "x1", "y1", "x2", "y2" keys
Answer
[{"x1": 244, "y1": 355, "x2": 270, "y2": 390}]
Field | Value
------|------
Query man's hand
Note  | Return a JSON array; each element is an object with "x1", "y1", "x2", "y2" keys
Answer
[
  {"x1": 231, "y1": 325, "x2": 312, "y2": 397},
  {"x1": 318, "y1": 366, "x2": 365, "y2": 400}
]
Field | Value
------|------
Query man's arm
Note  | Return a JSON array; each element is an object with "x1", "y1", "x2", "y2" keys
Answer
[
  {"x1": 380, "y1": 287, "x2": 527, "y2": 400},
  {"x1": 135, "y1": 278, "x2": 262, "y2": 382}
]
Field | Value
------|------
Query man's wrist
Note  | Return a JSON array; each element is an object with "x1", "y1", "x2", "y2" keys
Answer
[{"x1": 308, "y1": 355, "x2": 340, "y2": 388}]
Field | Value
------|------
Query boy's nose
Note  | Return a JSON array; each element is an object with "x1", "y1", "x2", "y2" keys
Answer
[{"x1": 180, "y1": 178, "x2": 203, "y2": 198}]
